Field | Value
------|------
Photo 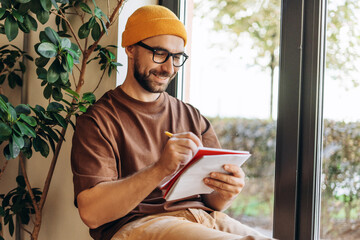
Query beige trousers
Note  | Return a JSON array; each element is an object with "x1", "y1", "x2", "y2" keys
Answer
[{"x1": 111, "y1": 208, "x2": 274, "y2": 240}]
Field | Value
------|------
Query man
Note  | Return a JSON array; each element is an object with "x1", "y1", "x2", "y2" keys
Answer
[{"x1": 71, "y1": 5, "x2": 274, "y2": 240}]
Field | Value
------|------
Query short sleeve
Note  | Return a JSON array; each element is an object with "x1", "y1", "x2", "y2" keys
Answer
[
  {"x1": 200, "y1": 116, "x2": 221, "y2": 149},
  {"x1": 71, "y1": 114, "x2": 118, "y2": 201}
]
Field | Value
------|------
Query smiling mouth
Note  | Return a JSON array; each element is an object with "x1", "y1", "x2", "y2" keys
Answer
[{"x1": 152, "y1": 72, "x2": 170, "y2": 81}]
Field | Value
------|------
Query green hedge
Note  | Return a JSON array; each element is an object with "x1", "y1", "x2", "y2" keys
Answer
[{"x1": 209, "y1": 117, "x2": 360, "y2": 237}]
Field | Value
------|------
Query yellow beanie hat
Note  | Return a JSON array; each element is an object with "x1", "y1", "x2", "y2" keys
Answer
[{"x1": 121, "y1": 5, "x2": 187, "y2": 47}]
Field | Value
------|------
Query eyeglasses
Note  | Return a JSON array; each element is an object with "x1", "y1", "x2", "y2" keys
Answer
[{"x1": 136, "y1": 41, "x2": 189, "y2": 67}]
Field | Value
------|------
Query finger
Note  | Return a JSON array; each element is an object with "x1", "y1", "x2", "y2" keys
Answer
[
  {"x1": 209, "y1": 172, "x2": 245, "y2": 188},
  {"x1": 223, "y1": 164, "x2": 245, "y2": 178},
  {"x1": 204, "y1": 177, "x2": 243, "y2": 194},
  {"x1": 172, "y1": 132, "x2": 203, "y2": 148},
  {"x1": 168, "y1": 137, "x2": 199, "y2": 155}
]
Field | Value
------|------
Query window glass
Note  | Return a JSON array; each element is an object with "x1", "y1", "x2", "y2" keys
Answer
[
  {"x1": 186, "y1": 0, "x2": 281, "y2": 236},
  {"x1": 320, "y1": 1, "x2": 360, "y2": 239}
]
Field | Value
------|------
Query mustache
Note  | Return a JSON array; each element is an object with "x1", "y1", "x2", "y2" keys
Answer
[{"x1": 149, "y1": 70, "x2": 173, "y2": 78}]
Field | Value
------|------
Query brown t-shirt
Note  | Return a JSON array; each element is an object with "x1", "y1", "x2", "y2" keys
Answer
[{"x1": 71, "y1": 86, "x2": 221, "y2": 240}]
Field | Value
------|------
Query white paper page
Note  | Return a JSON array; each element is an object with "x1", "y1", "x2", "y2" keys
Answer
[{"x1": 165, "y1": 154, "x2": 250, "y2": 201}]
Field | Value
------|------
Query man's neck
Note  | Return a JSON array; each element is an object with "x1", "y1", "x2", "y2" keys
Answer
[{"x1": 120, "y1": 78, "x2": 161, "y2": 102}]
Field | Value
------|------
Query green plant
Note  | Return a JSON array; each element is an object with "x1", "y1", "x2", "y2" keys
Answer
[{"x1": 0, "y1": 0, "x2": 125, "y2": 239}]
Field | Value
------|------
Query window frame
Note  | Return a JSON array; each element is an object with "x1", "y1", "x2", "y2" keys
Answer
[
  {"x1": 273, "y1": 0, "x2": 326, "y2": 239},
  {"x1": 159, "y1": 0, "x2": 182, "y2": 98}
]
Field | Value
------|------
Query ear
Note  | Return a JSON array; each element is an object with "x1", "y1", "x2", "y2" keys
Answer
[{"x1": 125, "y1": 45, "x2": 136, "y2": 59}]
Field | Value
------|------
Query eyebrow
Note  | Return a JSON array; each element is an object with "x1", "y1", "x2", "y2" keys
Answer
[{"x1": 151, "y1": 45, "x2": 185, "y2": 55}]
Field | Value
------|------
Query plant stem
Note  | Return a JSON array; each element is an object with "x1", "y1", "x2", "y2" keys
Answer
[
  {"x1": 92, "y1": 68, "x2": 107, "y2": 93},
  {"x1": 19, "y1": 153, "x2": 42, "y2": 240},
  {"x1": 38, "y1": 127, "x2": 67, "y2": 211},
  {"x1": 0, "y1": 217, "x2": 3, "y2": 238},
  {"x1": 19, "y1": 153, "x2": 39, "y2": 213},
  {"x1": 0, "y1": 160, "x2": 8, "y2": 181}
]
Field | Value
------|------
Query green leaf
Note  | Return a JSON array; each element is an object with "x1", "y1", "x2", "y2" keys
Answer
[
  {"x1": 78, "y1": 104, "x2": 87, "y2": 112},
  {"x1": 47, "y1": 134, "x2": 56, "y2": 152},
  {"x1": 36, "y1": 9, "x2": 50, "y2": 24},
  {"x1": 39, "y1": 123, "x2": 59, "y2": 142},
  {"x1": 16, "y1": 121, "x2": 36, "y2": 138},
  {"x1": 59, "y1": 71, "x2": 68, "y2": 84},
  {"x1": 35, "y1": 56, "x2": 50, "y2": 67},
  {"x1": 64, "y1": 88, "x2": 79, "y2": 99},
  {"x1": 37, "y1": 67, "x2": 47, "y2": 80},
  {"x1": 43, "y1": 84, "x2": 52, "y2": 99},
  {"x1": 60, "y1": 38, "x2": 71, "y2": 49},
  {"x1": 91, "y1": 22, "x2": 101, "y2": 41},
  {"x1": 24, "y1": 14, "x2": 37, "y2": 31},
  {"x1": 5, "y1": 15, "x2": 19, "y2": 41},
  {"x1": 52, "y1": 112, "x2": 67, "y2": 129},
  {"x1": 7, "y1": 104, "x2": 17, "y2": 122},
  {"x1": 8, "y1": 215, "x2": 14, "y2": 236},
  {"x1": 12, "y1": 134, "x2": 25, "y2": 149},
  {"x1": 19, "y1": 62, "x2": 26, "y2": 73},
  {"x1": 9, "y1": 140, "x2": 20, "y2": 159},
  {"x1": 47, "y1": 102, "x2": 64, "y2": 112},
  {"x1": 0, "y1": 95, "x2": 8, "y2": 110},
  {"x1": 0, "y1": 8, "x2": 6, "y2": 19},
  {"x1": 52, "y1": 87, "x2": 63, "y2": 101},
  {"x1": 8, "y1": 72, "x2": 22, "y2": 88},
  {"x1": 82, "y1": 92, "x2": 96, "y2": 104},
  {"x1": 66, "y1": 53, "x2": 73, "y2": 73},
  {"x1": 94, "y1": 7, "x2": 109, "y2": 23},
  {"x1": 70, "y1": 43, "x2": 81, "y2": 56},
  {"x1": 87, "y1": 16, "x2": 96, "y2": 29},
  {"x1": 15, "y1": 104, "x2": 31, "y2": 115},
  {"x1": 65, "y1": 48, "x2": 80, "y2": 62},
  {"x1": 12, "y1": 10, "x2": 24, "y2": 23},
  {"x1": 100, "y1": 19, "x2": 108, "y2": 35},
  {"x1": 79, "y1": 3, "x2": 92, "y2": 14},
  {"x1": 0, "y1": 206, "x2": 5, "y2": 216},
  {"x1": 0, "y1": 123, "x2": 12, "y2": 138},
  {"x1": 47, "y1": 59, "x2": 61, "y2": 83},
  {"x1": 78, "y1": 23, "x2": 90, "y2": 39},
  {"x1": 45, "y1": 27, "x2": 60, "y2": 45},
  {"x1": 40, "y1": 0, "x2": 52, "y2": 11},
  {"x1": 50, "y1": 0, "x2": 59, "y2": 10},
  {"x1": 4, "y1": 144, "x2": 11, "y2": 160},
  {"x1": 39, "y1": 30, "x2": 52, "y2": 43},
  {"x1": 37, "y1": 42, "x2": 57, "y2": 58},
  {"x1": 0, "y1": 75, "x2": 6, "y2": 84},
  {"x1": 33, "y1": 136, "x2": 49, "y2": 157},
  {"x1": 20, "y1": 114, "x2": 37, "y2": 127}
]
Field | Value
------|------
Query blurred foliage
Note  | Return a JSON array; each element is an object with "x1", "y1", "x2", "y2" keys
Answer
[
  {"x1": 196, "y1": 0, "x2": 360, "y2": 87},
  {"x1": 209, "y1": 117, "x2": 360, "y2": 238}
]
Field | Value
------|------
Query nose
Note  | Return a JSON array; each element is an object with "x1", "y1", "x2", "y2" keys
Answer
[{"x1": 160, "y1": 56, "x2": 175, "y2": 75}]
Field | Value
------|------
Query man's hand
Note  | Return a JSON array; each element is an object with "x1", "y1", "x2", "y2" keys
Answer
[
  {"x1": 202, "y1": 164, "x2": 245, "y2": 210},
  {"x1": 156, "y1": 132, "x2": 203, "y2": 176}
]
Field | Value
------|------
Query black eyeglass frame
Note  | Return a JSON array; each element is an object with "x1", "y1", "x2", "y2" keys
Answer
[{"x1": 136, "y1": 41, "x2": 189, "y2": 67}]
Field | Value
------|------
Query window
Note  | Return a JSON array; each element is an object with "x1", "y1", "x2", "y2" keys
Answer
[
  {"x1": 186, "y1": 0, "x2": 280, "y2": 237},
  {"x1": 166, "y1": 0, "x2": 360, "y2": 239},
  {"x1": 320, "y1": 1, "x2": 360, "y2": 239}
]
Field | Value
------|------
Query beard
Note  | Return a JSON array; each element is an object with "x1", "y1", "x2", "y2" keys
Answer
[{"x1": 133, "y1": 59, "x2": 177, "y2": 93}]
